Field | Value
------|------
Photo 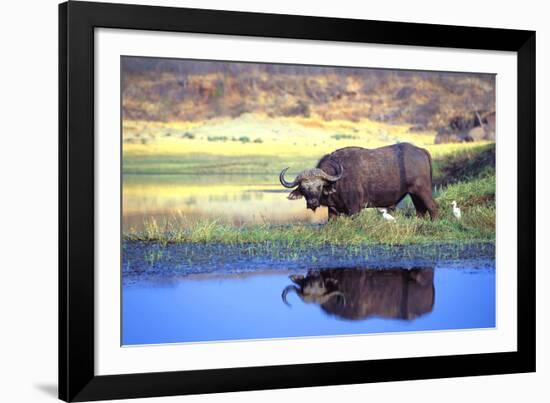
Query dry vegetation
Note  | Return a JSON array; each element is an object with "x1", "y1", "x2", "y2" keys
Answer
[{"x1": 122, "y1": 58, "x2": 495, "y2": 132}]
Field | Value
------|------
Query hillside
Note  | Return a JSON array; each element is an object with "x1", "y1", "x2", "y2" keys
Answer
[{"x1": 122, "y1": 57, "x2": 495, "y2": 132}]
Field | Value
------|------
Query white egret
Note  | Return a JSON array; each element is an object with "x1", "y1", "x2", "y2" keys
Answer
[
  {"x1": 380, "y1": 208, "x2": 396, "y2": 222},
  {"x1": 451, "y1": 201, "x2": 461, "y2": 219}
]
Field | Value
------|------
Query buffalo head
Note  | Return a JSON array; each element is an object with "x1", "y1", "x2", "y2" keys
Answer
[
  {"x1": 279, "y1": 161, "x2": 343, "y2": 211},
  {"x1": 281, "y1": 272, "x2": 345, "y2": 307}
]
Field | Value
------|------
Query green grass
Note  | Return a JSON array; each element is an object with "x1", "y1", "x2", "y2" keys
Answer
[
  {"x1": 122, "y1": 144, "x2": 494, "y2": 178},
  {"x1": 124, "y1": 174, "x2": 495, "y2": 246},
  {"x1": 122, "y1": 153, "x2": 319, "y2": 175}
]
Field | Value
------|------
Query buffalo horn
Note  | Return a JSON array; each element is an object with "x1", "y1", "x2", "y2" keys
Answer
[
  {"x1": 319, "y1": 161, "x2": 343, "y2": 182},
  {"x1": 279, "y1": 167, "x2": 299, "y2": 188},
  {"x1": 281, "y1": 285, "x2": 300, "y2": 306}
]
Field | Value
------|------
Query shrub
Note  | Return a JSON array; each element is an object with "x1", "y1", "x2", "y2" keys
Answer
[
  {"x1": 207, "y1": 136, "x2": 228, "y2": 142},
  {"x1": 281, "y1": 100, "x2": 310, "y2": 117},
  {"x1": 331, "y1": 133, "x2": 358, "y2": 140}
]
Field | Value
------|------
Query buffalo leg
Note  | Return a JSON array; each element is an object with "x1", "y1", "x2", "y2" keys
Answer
[
  {"x1": 328, "y1": 207, "x2": 340, "y2": 220},
  {"x1": 410, "y1": 194, "x2": 428, "y2": 218},
  {"x1": 413, "y1": 191, "x2": 438, "y2": 220},
  {"x1": 347, "y1": 203, "x2": 363, "y2": 216}
]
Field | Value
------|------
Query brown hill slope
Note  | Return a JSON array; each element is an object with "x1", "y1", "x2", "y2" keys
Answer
[{"x1": 122, "y1": 57, "x2": 495, "y2": 132}]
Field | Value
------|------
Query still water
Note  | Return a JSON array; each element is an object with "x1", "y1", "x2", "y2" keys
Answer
[
  {"x1": 123, "y1": 174, "x2": 326, "y2": 231},
  {"x1": 122, "y1": 243, "x2": 495, "y2": 345}
]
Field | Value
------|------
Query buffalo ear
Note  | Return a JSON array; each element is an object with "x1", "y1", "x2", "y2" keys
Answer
[
  {"x1": 325, "y1": 278, "x2": 338, "y2": 286},
  {"x1": 290, "y1": 274, "x2": 305, "y2": 286},
  {"x1": 323, "y1": 183, "x2": 337, "y2": 195},
  {"x1": 288, "y1": 189, "x2": 303, "y2": 200}
]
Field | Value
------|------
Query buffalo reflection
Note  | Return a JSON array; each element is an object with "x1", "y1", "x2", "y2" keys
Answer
[{"x1": 281, "y1": 267, "x2": 434, "y2": 320}]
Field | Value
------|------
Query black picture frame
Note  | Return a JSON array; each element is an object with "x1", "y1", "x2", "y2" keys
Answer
[{"x1": 59, "y1": 1, "x2": 536, "y2": 401}]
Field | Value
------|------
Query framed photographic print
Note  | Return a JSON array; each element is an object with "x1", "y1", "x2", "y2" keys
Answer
[{"x1": 59, "y1": 1, "x2": 535, "y2": 401}]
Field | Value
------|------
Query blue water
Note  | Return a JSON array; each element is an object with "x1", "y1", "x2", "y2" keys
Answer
[{"x1": 122, "y1": 260, "x2": 495, "y2": 345}]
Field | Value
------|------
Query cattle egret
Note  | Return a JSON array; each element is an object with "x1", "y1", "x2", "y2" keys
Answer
[
  {"x1": 380, "y1": 208, "x2": 396, "y2": 222},
  {"x1": 452, "y1": 201, "x2": 461, "y2": 219}
]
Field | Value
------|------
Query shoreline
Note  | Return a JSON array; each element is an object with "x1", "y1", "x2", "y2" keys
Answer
[{"x1": 122, "y1": 240, "x2": 496, "y2": 283}]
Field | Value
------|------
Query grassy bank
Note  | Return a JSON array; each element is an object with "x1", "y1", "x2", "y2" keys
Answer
[
  {"x1": 432, "y1": 143, "x2": 495, "y2": 186},
  {"x1": 124, "y1": 144, "x2": 495, "y2": 247},
  {"x1": 125, "y1": 206, "x2": 494, "y2": 247}
]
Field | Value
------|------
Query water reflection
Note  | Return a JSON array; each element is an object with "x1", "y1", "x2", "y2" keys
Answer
[
  {"x1": 282, "y1": 267, "x2": 434, "y2": 320},
  {"x1": 122, "y1": 174, "x2": 328, "y2": 231},
  {"x1": 122, "y1": 254, "x2": 495, "y2": 345}
]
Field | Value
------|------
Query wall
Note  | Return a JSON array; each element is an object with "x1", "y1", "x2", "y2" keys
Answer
[{"x1": 0, "y1": 0, "x2": 546, "y2": 402}]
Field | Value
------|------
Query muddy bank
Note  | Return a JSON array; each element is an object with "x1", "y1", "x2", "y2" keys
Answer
[{"x1": 122, "y1": 241, "x2": 494, "y2": 284}]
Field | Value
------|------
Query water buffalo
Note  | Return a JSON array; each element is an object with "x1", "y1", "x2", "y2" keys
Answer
[
  {"x1": 281, "y1": 267, "x2": 435, "y2": 320},
  {"x1": 279, "y1": 143, "x2": 437, "y2": 219}
]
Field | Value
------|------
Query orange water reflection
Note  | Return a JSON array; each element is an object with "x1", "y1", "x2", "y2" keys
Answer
[{"x1": 122, "y1": 175, "x2": 327, "y2": 231}]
